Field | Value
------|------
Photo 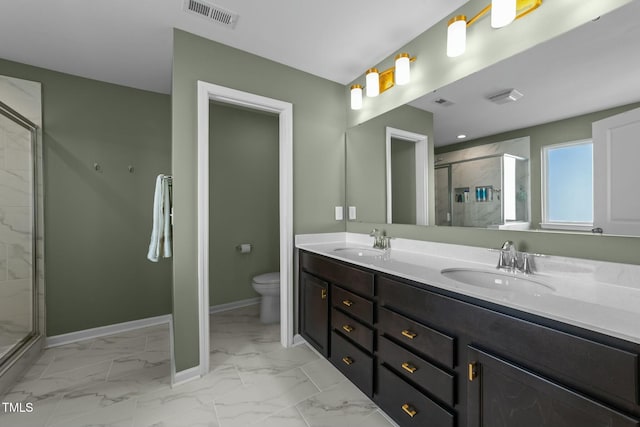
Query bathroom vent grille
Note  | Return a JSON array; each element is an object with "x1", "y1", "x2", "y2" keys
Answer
[
  {"x1": 434, "y1": 98, "x2": 455, "y2": 107},
  {"x1": 488, "y1": 89, "x2": 524, "y2": 104},
  {"x1": 183, "y1": 0, "x2": 239, "y2": 28}
]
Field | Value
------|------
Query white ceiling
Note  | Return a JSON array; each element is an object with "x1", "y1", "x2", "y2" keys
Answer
[
  {"x1": 410, "y1": 1, "x2": 640, "y2": 146},
  {"x1": 0, "y1": 0, "x2": 466, "y2": 94}
]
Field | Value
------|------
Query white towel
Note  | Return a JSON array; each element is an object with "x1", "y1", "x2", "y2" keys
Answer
[{"x1": 147, "y1": 174, "x2": 172, "y2": 262}]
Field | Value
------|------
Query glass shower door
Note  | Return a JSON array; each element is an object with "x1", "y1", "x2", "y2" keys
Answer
[{"x1": 0, "y1": 105, "x2": 36, "y2": 364}]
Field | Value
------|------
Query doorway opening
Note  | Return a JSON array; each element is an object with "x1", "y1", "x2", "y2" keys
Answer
[{"x1": 196, "y1": 82, "x2": 293, "y2": 375}]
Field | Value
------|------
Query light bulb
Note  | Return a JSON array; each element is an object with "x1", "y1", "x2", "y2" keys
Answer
[
  {"x1": 395, "y1": 53, "x2": 411, "y2": 85},
  {"x1": 350, "y1": 84, "x2": 363, "y2": 110},
  {"x1": 447, "y1": 16, "x2": 467, "y2": 57},
  {"x1": 365, "y1": 68, "x2": 379, "y2": 97},
  {"x1": 491, "y1": 0, "x2": 516, "y2": 28}
]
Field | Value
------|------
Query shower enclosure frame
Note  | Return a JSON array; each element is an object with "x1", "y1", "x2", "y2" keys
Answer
[{"x1": 0, "y1": 99, "x2": 42, "y2": 393}]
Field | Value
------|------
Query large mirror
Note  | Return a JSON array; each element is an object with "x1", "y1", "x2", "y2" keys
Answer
[{"x1": 346, "y1": 1, "x2": 640, "y2": 235}]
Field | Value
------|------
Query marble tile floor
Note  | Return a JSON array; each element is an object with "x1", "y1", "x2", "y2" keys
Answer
[{"x1": 1, "y1": 305, "x2": 397, "y2": 427}]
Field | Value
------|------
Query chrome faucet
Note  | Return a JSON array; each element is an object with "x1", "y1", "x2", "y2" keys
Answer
[
  {"x1": 497, "y1": 241, "x2": 518, "y2": 271},
  {"x1": 495, "y1": 241, "x2": 539, "y2": 274},
  {"x1": 370, "y1": 228, "x2": 391, "y2": 250}
]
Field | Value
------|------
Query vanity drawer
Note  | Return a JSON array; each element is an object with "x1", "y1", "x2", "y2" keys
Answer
[
  {"x1": 376, "y1": 364, "x2": 455, "y2": 427},
  {"x1": 301, "y1": 252, "x2": 374, "y2": 297},
  {"x1": 330, "y1": 331, "x2": 373, "y2": 396},
  {"x1": 332, "y1": 308, "x2": 374, "y2": 352},
  {"x1": 378, "y1": 335, "x2": 455, "y2": 407},
  {"x1": 378, "y1": 307, "x2": 455, "y2": 369},
  {"x1": 377, "y1": 275, "x2": 452, "y2": 326},
  {"x1": 332, "y1": 285, "x2": 373, "y2": 325}
]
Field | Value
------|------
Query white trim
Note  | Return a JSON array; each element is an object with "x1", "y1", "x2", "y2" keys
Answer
[
  {"x1": 539, "y1": 222, "x2": 594, "y2": 232},
  {"x1": 172, "y1": 366, "x2": 201, "y2": 387},
  {"x1": 209, "y1": 297, "x2": 260, "y2": 314},
  {"x1": 197, "y1": 82, "x2": 211, "y2": 378},
  {"x1": 196, "y1": 81, "x2": 294, "y2": 379},
  {"x1": 45, "y1": 314, "x2": 172, "y2": 348},
  {"x1": 385, "y1": 127, "x2": 429, "y2": 225}
]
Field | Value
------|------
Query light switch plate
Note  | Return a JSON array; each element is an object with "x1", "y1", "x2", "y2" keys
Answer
[
  {"x1": 335, "y1": 206, "x2": 344, "y2": 221},
  {"x1": 348, "y1": 206, "x2": 357, "y2": 220}
]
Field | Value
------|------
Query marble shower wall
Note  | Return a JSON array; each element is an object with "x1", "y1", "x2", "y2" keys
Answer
[
  {"x1": 0, "y1": 75, "x2": 43, "y2": 361},
  {"x1": 451, "y1": 156, "x2": 502, "y2": 227},
  {"x1": 435, "y1": 136, "x2": 531, "y2": 228}
]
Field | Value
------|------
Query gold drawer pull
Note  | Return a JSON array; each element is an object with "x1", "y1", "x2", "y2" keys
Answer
[
  {"x1": 401, "y1": 329, "x2": 417, "y2": 340},
  {"x1": 342, "y1": 324, "x2": 354, "y2": 333},
  {"x1": 401, "y1": 403, "x2": 417, "y2": 418},
  {"x1": 468, "y1": 362, "x2": 478, "y2": 381},
  {"x1": 342, "y1": 299, "x2": 354, "y2": 307},
  {"x1": 321, "y1": 289, "x2": 327, "y2": 300},
  {"x1": 401, "y1": 362, "x2": 417, "y2": 374},
  {"x1": 342, "y1": 356, "x2": 354, "y2": 365}
]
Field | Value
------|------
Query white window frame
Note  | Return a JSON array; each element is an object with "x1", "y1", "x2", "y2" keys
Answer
[{"x1": 540, "y1": 139, "x2": 594, "y2": 231}]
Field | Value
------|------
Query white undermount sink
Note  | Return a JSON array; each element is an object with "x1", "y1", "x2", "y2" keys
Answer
[
  {"x1": 440, "y1": 268, "x2": 555, "y2": 296},
  {"x1": 333, "y1": 247, "x2": 385, "y2": 257}
]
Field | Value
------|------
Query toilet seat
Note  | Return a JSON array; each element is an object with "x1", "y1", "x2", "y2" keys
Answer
[{"x1": 253, "y1": 272, "x2": 280, "y2": 285}]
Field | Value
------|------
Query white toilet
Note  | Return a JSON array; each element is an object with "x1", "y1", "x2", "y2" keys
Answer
[{"x1": 252, "y1": 272, "x2": 280, "y2": 324}]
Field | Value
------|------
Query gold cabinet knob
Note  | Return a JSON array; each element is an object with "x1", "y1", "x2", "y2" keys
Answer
[
  {"x1": 342, "y1": 299, "x2": 353, "y2": 307},
  {"x1": 342, "y1": 324, "x2": 354, "y2": 333},
  {"x1": 321, "y1": 289, "x2": 327, "y2": 300},
  {"x1": 342, "y1": 356, "x2": 354, "y2": 365}
]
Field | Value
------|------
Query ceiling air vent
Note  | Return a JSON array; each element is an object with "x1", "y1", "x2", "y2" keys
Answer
[
  {"x1": 184, "y1": 0, "x2": 239, "y2": 28},
  {"x1": 434, "y1": 98, "x2": 455, "y2": 107}
]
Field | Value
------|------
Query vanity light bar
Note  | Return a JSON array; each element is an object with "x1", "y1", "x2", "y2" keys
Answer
[
  {"x1": 447, "y1": 0, "x2": 542, "y2": 58},
  {"x1": 350, "y1": 54, "x2": 416, "y2": 110}
]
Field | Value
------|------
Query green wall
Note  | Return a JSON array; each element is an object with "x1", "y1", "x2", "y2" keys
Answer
[
  {"x1": 391, "y1": 138, "x2": 416, "y2": 224},
  {"x1": 437, "y1": 102, "x2": 640, "y2": 229},
  {"x1": 0, "y1": 58, "x2": 172, "y2": 336},
  {"x1": 172, "y1": 29, "x2": 345, "y2": 371},
  {"x1": 209, "y1": 103, "x2": 279, "y2": 306}
]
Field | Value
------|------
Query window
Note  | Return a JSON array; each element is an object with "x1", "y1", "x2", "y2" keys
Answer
[{"x1": 541, "y1": 140, "x2": 593, "y2": 230}]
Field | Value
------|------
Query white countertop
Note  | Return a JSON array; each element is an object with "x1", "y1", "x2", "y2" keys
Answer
[{"x1": 296, "y1": 233, "x2": 640, "y2": 345}]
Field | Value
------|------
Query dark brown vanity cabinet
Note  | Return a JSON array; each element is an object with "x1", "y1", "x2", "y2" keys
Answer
[
  {"x1": 467, "y1": 347, "x2": 640, "y2": 427},
  {"x1": 300, "y1": 251, "x2": 375, "y2": 396},
  {"x1": 299, "y1": 271, "x2": 329, "y2": 356},
  {"x1": 298, "y1": 250, "x2": 640, "y2": 427}
]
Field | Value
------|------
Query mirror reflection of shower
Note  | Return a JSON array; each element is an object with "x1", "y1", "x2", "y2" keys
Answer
[{"x1": 434, "y1": 137, "x2": 531, "y2": 230}]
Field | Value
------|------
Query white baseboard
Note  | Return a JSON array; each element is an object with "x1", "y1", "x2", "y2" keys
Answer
[
  {"x1": 45, "y1": 314, "x2": 172, "y2": 348},
  {"x1": 209, "y1": 297, "x2": 260, "y2": 314},
  {"x1": 292, "y1": 334, "x2": 306, "y2": 347},
  {"x1": 171, "y1": 365, "x2": 201, "y2": 388}
]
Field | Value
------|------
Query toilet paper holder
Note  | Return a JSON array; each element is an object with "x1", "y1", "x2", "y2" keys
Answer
[{"x1": 236, "y1": 244, "x2": 252, "y2": 254}]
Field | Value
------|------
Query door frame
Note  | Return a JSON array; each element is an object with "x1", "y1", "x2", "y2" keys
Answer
[
  {"x1": 197, "y1": 81, "x2": 294, "y2": 375},
  {"x1": 385, "y1": 127, "x2": 429, "y2": 225}
]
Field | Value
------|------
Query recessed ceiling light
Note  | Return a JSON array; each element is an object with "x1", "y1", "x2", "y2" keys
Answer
[{"x1": 457, "y1": 134, "x2": 467, "y2": 139}]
